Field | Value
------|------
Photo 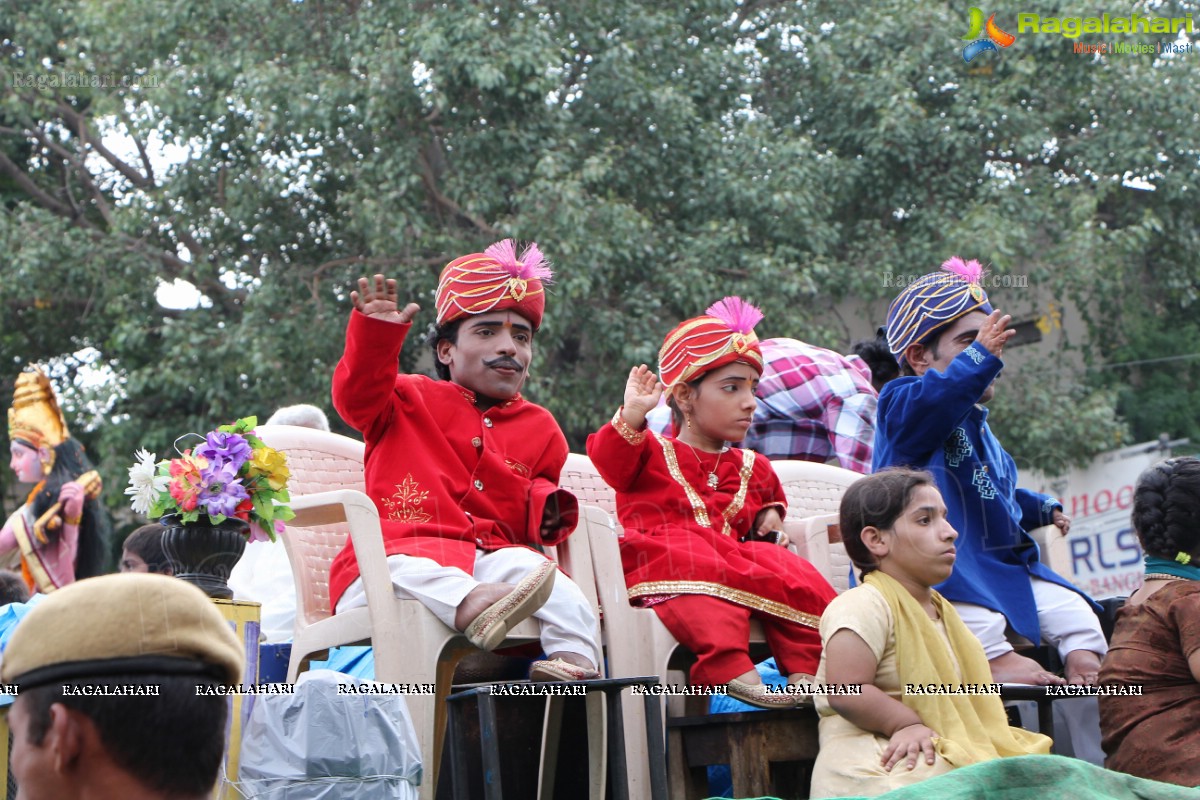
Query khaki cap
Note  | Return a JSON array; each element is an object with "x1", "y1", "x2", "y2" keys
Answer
[{"x1": 1, "y1": 573, "x2": 244, "y2": 689}]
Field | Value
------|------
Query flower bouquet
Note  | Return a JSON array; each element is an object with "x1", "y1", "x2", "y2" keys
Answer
[{"x1": 125, "y1": 416, "x2": 295, "y2": 543}]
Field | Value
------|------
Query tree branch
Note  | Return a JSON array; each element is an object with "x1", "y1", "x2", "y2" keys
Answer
[
  {"x1": 0, "y1": 150, "x2": 75, "y2": 218},
  {"x1": 115, "y1": 105, "x2": 157, "y2": 186},
  {"x1": 55, "y1": 100, "x2": 154, "y2": 190},
  {"x1": 59, "y1": 156, "x2": 85, "y2": 219},
  {"x1": 174, "y1": 225, "x2": 206, "y2": 260},
  {"x1": 3, "y1": 121, "x2": 120, "y2": 228},
  {"x1": 0, "y1": 123, "x2": 239, "y2": 315},
  {"x1": 417, "y1": 148, "x2": 500, "y2": 236},
  {"x1": 733, "y1": 0, "x2": 791, "y2": 28}
]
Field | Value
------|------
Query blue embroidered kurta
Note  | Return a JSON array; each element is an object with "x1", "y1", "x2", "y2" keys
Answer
[{"x1": 872, "y1": 343, "x2": 1095, "y2": 644}]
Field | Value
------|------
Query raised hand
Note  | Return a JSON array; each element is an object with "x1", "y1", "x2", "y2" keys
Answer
[
  {"x1": 351, "y1": 274, "x2": 420, "y2": 324},
  {"x1": 974, "y1": 309, "x2": 1015, "y2": 358},
  {"x1": 621, "y1": 365, "x2": 663, "y2": 428}
]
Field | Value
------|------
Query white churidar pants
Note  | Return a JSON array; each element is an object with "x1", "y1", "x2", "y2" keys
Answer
[
  {"x1": 954, "y1": 576, "x2": 1108, "y2": 660},
  {"x1": 335, "y1": 547, "x2": 601, "y2": 666},
  {"x1": 957, "y1": 576, "x2": 1108, "y2": 766}
]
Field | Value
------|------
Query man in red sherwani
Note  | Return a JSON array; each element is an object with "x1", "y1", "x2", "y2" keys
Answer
[{"x1": 330, "y1": 240, "x2": 600, "y2": 681}]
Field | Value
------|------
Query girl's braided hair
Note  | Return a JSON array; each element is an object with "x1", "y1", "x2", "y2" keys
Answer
[{"x1": 1131, "y1": 456, "x2": 1200, "y2": 560}]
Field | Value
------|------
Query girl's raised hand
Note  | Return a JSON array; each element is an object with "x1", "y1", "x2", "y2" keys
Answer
[
  {"x1": 881, "y1": 722, "x2": 939, "y2": 772},
  {"x1": 623, "y1": 365, "x2": 663, "y2": 420}
]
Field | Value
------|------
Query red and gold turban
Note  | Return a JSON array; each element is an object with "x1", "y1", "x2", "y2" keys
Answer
[
  {"x1": 434, "y1": 239, "x2": 554, "y2": 329},
  {"x1": 658, "y1": 297, "x2": 765, "y2": 388}
]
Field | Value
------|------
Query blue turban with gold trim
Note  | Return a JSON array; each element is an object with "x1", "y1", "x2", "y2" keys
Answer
[{"x1": 886, "y1": 257, "x2": 994, "y2": 364}]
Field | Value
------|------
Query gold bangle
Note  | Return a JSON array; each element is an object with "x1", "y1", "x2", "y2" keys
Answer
[
  {"x1": 64, "y1": 514, "x2": 83, "y2": 526},
  {"x1": 611, "y1": 408, "x2": 646, "y2": 445}
]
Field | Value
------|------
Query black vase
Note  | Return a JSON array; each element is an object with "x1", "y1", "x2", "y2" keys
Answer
[{"x1": 159, "y1": 514, "x2": 249, "y2": 600}]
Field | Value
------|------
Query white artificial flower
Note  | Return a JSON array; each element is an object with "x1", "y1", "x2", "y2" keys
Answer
[{"x1": 125, "y1": 449, "x2": 168, "y2": 515}]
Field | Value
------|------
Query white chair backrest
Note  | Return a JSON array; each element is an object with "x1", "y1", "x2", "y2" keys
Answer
[
  {"x1": 772, "y1": 459, "x2": 863, "y2": 519},
  {"x1": 561, "y1": 452, "x2": 618, "y2": 516},
  {"x1": 796, "y1": 511, "x2": 859, "y2": 593},
  {"x1": 255, "y1": 425, "x2": 367, "y2": 623},
  {"x1": 561, "y1": 453, "x2": 862, "y2": 522},
  {"x1": 1028, "y1": 524, "x2": 1072, "y2": 578}
]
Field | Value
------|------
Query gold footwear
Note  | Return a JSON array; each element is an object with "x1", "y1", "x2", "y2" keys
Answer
[
  {"x1": 725, "y1": 678, "x2": 799, "y2": 709},
  {"x1": 529, "y1": 657, "x2": 600, "y2": 682},
  {"x1": 463, "y1": 561, "x2": 556, "y2": 651}
]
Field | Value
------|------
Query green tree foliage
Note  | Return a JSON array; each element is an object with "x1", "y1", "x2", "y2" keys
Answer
[
  {"x1": 1, "y1": 0, "x2": 1196, "y2": 526},
  {"x1": 1101, "y1": 316, "x2": 1200, "y2": 450}
]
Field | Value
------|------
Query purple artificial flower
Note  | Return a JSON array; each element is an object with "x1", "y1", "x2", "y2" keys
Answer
[
  {"x1": 198, "y1": 459, "x2": 250, "y2": 518},
  {"x1": 195, "y1": 431, "x2": 253, "y2": 470}
]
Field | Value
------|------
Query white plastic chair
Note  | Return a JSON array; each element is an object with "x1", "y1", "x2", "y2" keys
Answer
[
  {"x1": 255, "y1": 424, "x2": 543, "y2": 800},
  {"x1": 772, "y1": 459, "x2": 863, "y2": 519},
  {"x1": 562, "y1": 454, "x2": 841, "y2": 689},
  {"x1": 252, "y1": 426, "x2": 372, "y2": 679},
  {"x1": 561, "y1": 453, "x2": 854, "y2": 796},
  {"x1": 790, "y1": 511, "x2": 861, "y2": 593},
  {"x1": 561, "y1": 451, "x2": 619, "y2": 516},
  {"x1": 1028, "y1": 524, "x2": 1073, "y2": 577}
]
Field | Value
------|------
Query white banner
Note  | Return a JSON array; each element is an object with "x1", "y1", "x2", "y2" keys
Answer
[{"x1": 1021, "y1": 442, "x2": 1170, "y2": 600}]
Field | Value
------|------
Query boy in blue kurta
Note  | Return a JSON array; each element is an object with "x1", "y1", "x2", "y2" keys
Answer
[{"x1": 874, "y1": 257, "x2": 1106, "y2": 686}]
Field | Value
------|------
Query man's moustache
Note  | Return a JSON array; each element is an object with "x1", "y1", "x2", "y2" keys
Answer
[{"x1": 484, "y1": 358, "x2": 524, "y2": 370}]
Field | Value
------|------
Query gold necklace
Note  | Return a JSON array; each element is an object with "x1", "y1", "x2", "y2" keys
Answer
[
  {"x1": 684, "y1": 439, "x2": 729, "y2": 489},
  {"x1": 655, "y1": 435, "x2": 756, "y2": 535}
]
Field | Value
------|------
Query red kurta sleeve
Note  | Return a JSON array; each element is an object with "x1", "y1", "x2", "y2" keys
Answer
[
  {"x1": 528, "y1": 479, "x2": 579, "y2": 547},
  {"x1": 751, "y1": 452, "x2": 787, "y2": 521},
  {"x1": 332, "y1": 310, "x2": 411, "y2": 439},
  {"x1": 586, "y1": 409, "x2": 655, "y2": 492},
  {"x1": 523, "y1": 424, "x2": 578, "y2": 546}
]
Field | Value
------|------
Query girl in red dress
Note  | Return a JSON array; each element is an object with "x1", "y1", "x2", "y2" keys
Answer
[{"x1": 587, "y1": 298, "x2": 837, "y2": 708}]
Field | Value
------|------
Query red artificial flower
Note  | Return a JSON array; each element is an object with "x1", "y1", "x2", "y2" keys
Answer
[{"x1": 234, "y1": 497, "x2": 254, "y2": 521}]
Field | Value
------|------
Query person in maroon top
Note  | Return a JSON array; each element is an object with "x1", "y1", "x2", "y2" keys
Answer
[
  {"x1": 1099, "y1": 456, "x2": 1200, "y2": 786},
  {"x1": 330, "y1": 240, "x2": 600, "y2": 681},
  {"x1": 587, "y1": 297, "x2": 837, "y2": 708}
]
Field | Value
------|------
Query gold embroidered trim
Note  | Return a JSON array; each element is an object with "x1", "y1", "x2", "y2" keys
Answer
[
  {"x1": 656, "y1": 435, "x2": 714, "y2": 530},
  {"x1": 8, "y1": 508, "x2": 57, "y2": 593},
  {"x1": 723, "y1": 449, "x2": 756, "y2": 525},
  {"x1": 611, "y1": 408, "x2": 646, "y2": 446},
  {"x1": 659, "y1": 317, "x2": 717, "y2": 356},
  {"x1": 628, "y1": 580, "x2": 821, "y2": 629},
  {"x1": 505, "y1": 458, "x2": 531, "y2": 477},
  {"x1": 655, "y1": 436, "x2": 754, "y2": 537}
]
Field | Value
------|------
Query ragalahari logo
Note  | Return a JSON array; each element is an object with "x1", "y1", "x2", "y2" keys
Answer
[{"x1": 961, "y1": 8, "x2": 1016, "y2": 62}]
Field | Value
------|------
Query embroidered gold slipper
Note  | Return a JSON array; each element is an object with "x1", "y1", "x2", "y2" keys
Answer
[
  {"x1": 726, "y1": 678, "x2": 799, "y2": 709},
  {"x1": 529, "y1": 658, "x2": 600, "y2": 682},
  {"x1": 786, "y1": 673, "x2": 819, "y2": 708},
  {"x1": 464, "y1": 560, "x2": 556, "y2": 651}
]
